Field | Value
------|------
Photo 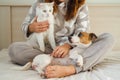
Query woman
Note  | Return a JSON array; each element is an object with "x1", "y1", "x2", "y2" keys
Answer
[{"x1": 8, "y1": 0, "x2": 115, "y2": 78}]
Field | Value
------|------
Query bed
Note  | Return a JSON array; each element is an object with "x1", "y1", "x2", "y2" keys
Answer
[{"x1": 0, "y1": 49, "x2": 120, "y2": 80}]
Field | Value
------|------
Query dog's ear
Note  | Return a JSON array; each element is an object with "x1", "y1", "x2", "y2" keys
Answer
[{"x1": 89, "y1": 33, "x2": 97, "y2": 42}]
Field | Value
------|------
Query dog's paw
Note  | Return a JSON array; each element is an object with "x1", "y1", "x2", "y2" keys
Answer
[{"x1": 77, "y1": 61, "x2": 83, "y2": 67}]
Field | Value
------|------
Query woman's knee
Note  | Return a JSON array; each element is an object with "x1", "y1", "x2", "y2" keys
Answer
[
  {"x1": 98, "y1": 33, "x2": 115, "y2": 45},
  {"x1": 8, "y1": 42, "x2": 20, "y2": 56},
  {"x1": 8, "y1": 42, "x2": 30, "y2": 65}
]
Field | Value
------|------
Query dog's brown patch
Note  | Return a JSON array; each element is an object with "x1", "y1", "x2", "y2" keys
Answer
[{"x1": 79, "y1": 32, "x2": 92, "y2": 44}]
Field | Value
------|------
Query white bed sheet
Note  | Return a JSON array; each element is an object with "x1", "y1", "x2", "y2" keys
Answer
[{"x1": 0, "y1": 49, "x2": 120, "y2": 80}]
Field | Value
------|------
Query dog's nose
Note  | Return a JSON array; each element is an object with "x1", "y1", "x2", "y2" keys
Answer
[{"x1": 68, "y1": 36, "x2": 72, "y2": 43}]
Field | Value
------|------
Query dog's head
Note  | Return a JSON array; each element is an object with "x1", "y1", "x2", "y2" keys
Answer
[{"x1": 68, "y1": 32, "x2": 97, "y2": 47}]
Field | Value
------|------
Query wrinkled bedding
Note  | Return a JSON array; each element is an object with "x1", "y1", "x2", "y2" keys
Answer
[{"x1": 0, "y1": 49, "x2": 120, "y2": 80}]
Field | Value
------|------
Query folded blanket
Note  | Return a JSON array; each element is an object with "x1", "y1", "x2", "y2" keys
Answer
[{"x1": 0, "y1": 49, "x2": 120, "y2": 80}]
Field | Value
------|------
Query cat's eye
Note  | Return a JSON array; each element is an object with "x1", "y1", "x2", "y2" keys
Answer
[{"x1": 43, "y1": 10, "x2": 46, "y2": 12}]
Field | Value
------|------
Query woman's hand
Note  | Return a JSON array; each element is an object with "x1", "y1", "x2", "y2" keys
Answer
[
  {"x1": 45, "y1": 65, "x2": 76, "y2": 78},
  {"x1": 51, "y1": 43, "x2": 72, "y2": 58},
  {"x1": 28, "y1": 16, "x2": 49, "y2": 33}
]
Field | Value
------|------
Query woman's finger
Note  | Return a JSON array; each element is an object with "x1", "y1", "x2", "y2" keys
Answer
[
  {"x1": 36, "y1": 27, "x2": 48, "y2": 32},
  {"x1": 51, "y1": 46, "x2": 60, "y2": 56},
  {"x1": 45, "y1": 72, "x2": 55, "y2": 78},
  {"x1": 61, "y1": 51, "x2": 68, "y2": 58},
  {"x1": 38, "y1": 25, "x2": 49, "y2": 29},
  {"x1": 38, "y1": 20, "x2": 49, "y2": 26},
  {"x1": 57, "y1": 50, "x2": 64, "y2": 58},
  {"x1": 45, "y1": 66, "x2": 58, "y2": 78},
  {"x1": 46, "y1": 66, "x2": 52, "y2": 71},
  {"x1": 40, "y1": 28, "x2": 48, "y2": 32},
  {"x1": 42, "y1": 20, "x2": 49, "y2": 25},
  {"x1": 33, "y1": 16, "x2": 38, "y2": 22},
  {"x1": 53, "y1": 49, "x2": 62, "y2": 58}
]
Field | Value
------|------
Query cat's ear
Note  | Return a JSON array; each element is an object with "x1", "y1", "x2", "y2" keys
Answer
[
  {"x1": 37, "y1": 3, "x2": 44, "y2": 7},
  {"x1": 50, "y1": 2, "x2": 54, "y2": 6},
  {"x1": 37, "y1": 3, "x2": 40, "y2": 8}
]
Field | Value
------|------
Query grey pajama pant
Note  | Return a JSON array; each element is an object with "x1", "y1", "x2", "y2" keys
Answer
[{"x1": 8, "y1": 33, "x2": 115, "y2": 73}]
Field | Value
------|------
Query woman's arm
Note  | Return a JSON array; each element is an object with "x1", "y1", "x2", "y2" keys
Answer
[{"x1": 74, "y1": 4, "x2": 90, "y2": 35}]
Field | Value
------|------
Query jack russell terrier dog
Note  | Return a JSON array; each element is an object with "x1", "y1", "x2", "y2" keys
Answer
[
  {"x1": 68, "y1": 32, "x2": 97, "y2": 67},
  {"x1": 13, "y1": 32, "x2": 97, "y2": 78}
]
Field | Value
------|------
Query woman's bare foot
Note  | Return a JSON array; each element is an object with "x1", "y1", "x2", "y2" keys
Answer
[{"x1": 44, "y1": 65, "x2": 76, "y2": 78}]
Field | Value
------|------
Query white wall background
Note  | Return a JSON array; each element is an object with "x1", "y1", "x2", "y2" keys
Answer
[
  {"x1": 0, "y1": 0, "x2": 120, "y2": 5},
  {"x1": 87, "y1": 0, "x2": 120, "y2": 3}
]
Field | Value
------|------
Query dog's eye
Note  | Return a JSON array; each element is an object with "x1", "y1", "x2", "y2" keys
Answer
[{"x1": 78, "y1": 32, "x2": 82, "y2": 37}]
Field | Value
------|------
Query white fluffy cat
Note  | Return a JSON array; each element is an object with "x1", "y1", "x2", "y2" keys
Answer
[{"x1": 29, "y1": 2, "x2": 56, "y2": 52}]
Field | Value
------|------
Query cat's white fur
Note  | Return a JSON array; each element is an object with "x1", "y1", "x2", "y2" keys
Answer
[{"x1": 29, "y1": 2, "x2": 56, "y2": 52}]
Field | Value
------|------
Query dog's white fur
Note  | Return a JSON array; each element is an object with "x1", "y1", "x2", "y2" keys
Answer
[{"x1": 28, "y1": 2, "x2": 56, "y2": 52}]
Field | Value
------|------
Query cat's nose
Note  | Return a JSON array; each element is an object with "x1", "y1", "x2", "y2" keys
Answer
[{"x1": 47, "y1": 14, "x2": 49, "y2": 17}]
